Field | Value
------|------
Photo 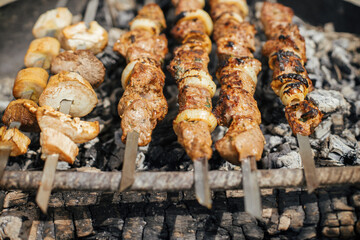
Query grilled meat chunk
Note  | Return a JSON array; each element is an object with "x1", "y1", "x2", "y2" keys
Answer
[
  {"x1": 215, "y1": 118, "x2": 264, "y2": 164},
  {"x1": 113, "y1": 29, "x2": 168, "y2": 64},
  {"x1": 168, "y1": 45, "x2": 209, "y2": 80},
  {"x1": 174, "y1": 120, "x2": 212, "y2": 160},
  {"x1": 285, "y1": 100, "x2": 323, "y2": 136}
]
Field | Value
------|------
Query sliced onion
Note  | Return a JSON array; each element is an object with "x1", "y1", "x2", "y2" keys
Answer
[
  {"x1": 280, "y1": 83, "x2": 306, "y2": 106},
  {"x1": 174, "y1": 109, "x2": 217, "y2": 132},
  {"x1": 179, "y1": 9, "x2": 213, "y2": 35},
  {"x1": 179, "y1": 70, "x2": 216, "y2": 97},
  {"x1": 130, "y1": 18, "x2": 160, "y2": 35},
  {"x1": 121, "y1": 61, "x2": 138, "y2": 89}
]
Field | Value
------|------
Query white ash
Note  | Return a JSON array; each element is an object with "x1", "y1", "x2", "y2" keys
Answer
[
  {"x1": 307, "y1": 90, "x2": 350, "y2": 114},
  {"x1": 314, "y1": 117, "x2": 332, "y2": 140},
  {"x1": 275, "y1": 151, "x2": 302, "y2": 169},
  {"x1": 57, "y1": 161, "x2": 71, "y2": 170}
]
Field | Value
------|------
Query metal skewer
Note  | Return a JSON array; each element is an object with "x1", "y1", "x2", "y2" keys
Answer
[
  {"x1": 118, "y1": 131, "x2": 139, "y2": 192},
  {"x1": 297, "y1": 133, "x2": 319, "y2": 193},
  {"x1": 194, "y1": 157, "x2": 212, "y2": 208},
  {"x1": 36, "y1": 99, "x2": 73, "y2": 213},
  {"x1": 0, "y1": 90, "x2": 34, "y2": 180},
  {"x1": 241, "y1": 156, "x2": 262, "y2": 219}
]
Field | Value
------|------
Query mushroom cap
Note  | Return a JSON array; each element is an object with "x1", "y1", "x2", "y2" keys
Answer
[
  {"x1": 51, "y1": 50, "x2": 105, "y2": 88},
  {"x1": 2, "y1": 99, "x2": 40, "y2": 132},
  {"x1": 59, "y1": 21, "x2": 108, "y2": 55},
  {"x1": 13, "y1": 67, "x2": 49, "y2": 103},
  {"x1": 24, "y1": 37, "x2": 60, "y2": 69},
  {"x1": 39, "y1": 71, "x2": 98, "y2": 117},
  {"x1": 32, "y1": 7, "x2": 73, "y2": 38}
]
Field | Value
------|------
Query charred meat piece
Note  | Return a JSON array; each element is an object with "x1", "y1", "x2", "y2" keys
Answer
[
  {"x1": 209, "y1": 0, "x2": 249, "y2": 18},
  {"x1": 113, "y1": 29, "x2": 168, "y2": 64},
  {"x1": 215, "y1": 118, "x2": 265, "y2": 164},
  {"x1": 130, "y1": 3, "x2": 166, "y2": 33},
  {"x1": 285, "y1": 100, "x2": 323, "y2": 136},
  {"x1": 168, "y1": 45, "x2": 209, "y2": 80},
  {"x1": 214, "y1": 88, "x2": 261, "y2": 127},
  {"x1": 51, "y1": 50, "x2": 105, "y2": 89},
  {"x1": 174, "y1": 120, "x2": 212, "y2": 160},
  {"x1": 172, "y1": 0, "x2": 205, "y2": 15},
  {"x1": 260, "y1": 2, "x2": 294, "y2": 35}
]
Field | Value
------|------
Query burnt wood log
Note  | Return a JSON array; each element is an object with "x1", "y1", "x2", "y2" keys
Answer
[{"x1": 0, "y1": 166, "x2": 359, "y2": 191}]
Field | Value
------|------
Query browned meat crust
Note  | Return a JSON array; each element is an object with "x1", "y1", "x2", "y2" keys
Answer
[
  {"x1": 178, "y1": 86, "x2": 212, "y2": 112},
  {"x1": 168, "y1": 45, "x2": 209, "y2": 81},
  {"x1": 215, "y1": 118, "x2": 265, "y2": 164},
  {"x1": 173, "y1": 0, "x2": 204, "y2": 16},
  {"x1": 174, "y1": 121, "x2": 212, "y2": 160},
  {"x1": 113, "y1": 29, "x2": 168, "y2": 64},
  {"x1": 285, "y1": 100, "x2": 323, "y2": 136},
  {"x1": 171, "y1": 18, "x2": 207, "y2": 42},
  {"x1": 132, "y1": 3, "x2": 166, "y2": 30},
  {"x1": 214, "y1": 88, "x2": 261, "y2": 127}
]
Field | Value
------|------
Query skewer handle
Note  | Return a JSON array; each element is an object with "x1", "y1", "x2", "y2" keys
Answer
[
  {"x1": 242, "y1": 156, "x2": 262, "y2": 219},
  {"x1": 0, "y1": 144, "x2": 12, "y2": 180},
  {"x1": 119, "y1": 131, "x2": 139, "y2": 192},
  {"x1": 297, "y1": 134, "x2": 319, "y2": 193},
  {"x1": 36, "y1": 154, "x2": 59, "y2": 213},
  {"x1": 194, "y1": 157, "x2": 212, "y2": 209}
]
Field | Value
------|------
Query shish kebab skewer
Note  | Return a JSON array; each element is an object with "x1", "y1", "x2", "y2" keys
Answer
[
  {"x1": 35, "y1": 0, "x2": 107, "y2": 213},
  {"x1": 0, "y1": 0, "x2": 75, "y2": 180},
  {"x1": 260, "y1": 2, "x2": 323, "y2": 193},
  {"x1": 169, "y1": 0, "x2": 215, "y2": 208},
  {"x1": 113, "y1": 4, "x2": 168, "y2": 191},
  {"x1": 209, "y1": 0, "x2": 265, "y2": 219}
]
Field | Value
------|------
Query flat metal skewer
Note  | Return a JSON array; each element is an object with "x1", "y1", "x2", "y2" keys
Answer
[
  {"x1": 194, "y1": 157, "x2": 212, "y2": 208},
  {"x1": 241, "y1": 156, "x2": 262, "y2": 219},
  {"x1": 119, "y1": 131, "x2": 139, "y2": 192},
  {"x1": 55, "y1": 0, "x2": 69, "y2": 8},
  {"x1": 0, "y1": 90, "x2": 34, "y2": 180},
  {"x1": 36, "y1": 99, "x2": 73, "y2": 213},
  {"x1": 297, "y1": 133, "x2": 319, "y2": 193}
]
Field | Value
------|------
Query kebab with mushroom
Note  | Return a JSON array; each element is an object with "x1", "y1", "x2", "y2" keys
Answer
[
  {"x1": 113, "y1": 4, "x2": 168, "y2": 146},
  {"x1": 260, "y1": 2, "x2": 322, "y2": 137},
  {"x1": 209, "y1": 0, "x2": 265, "y2": 165}
]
